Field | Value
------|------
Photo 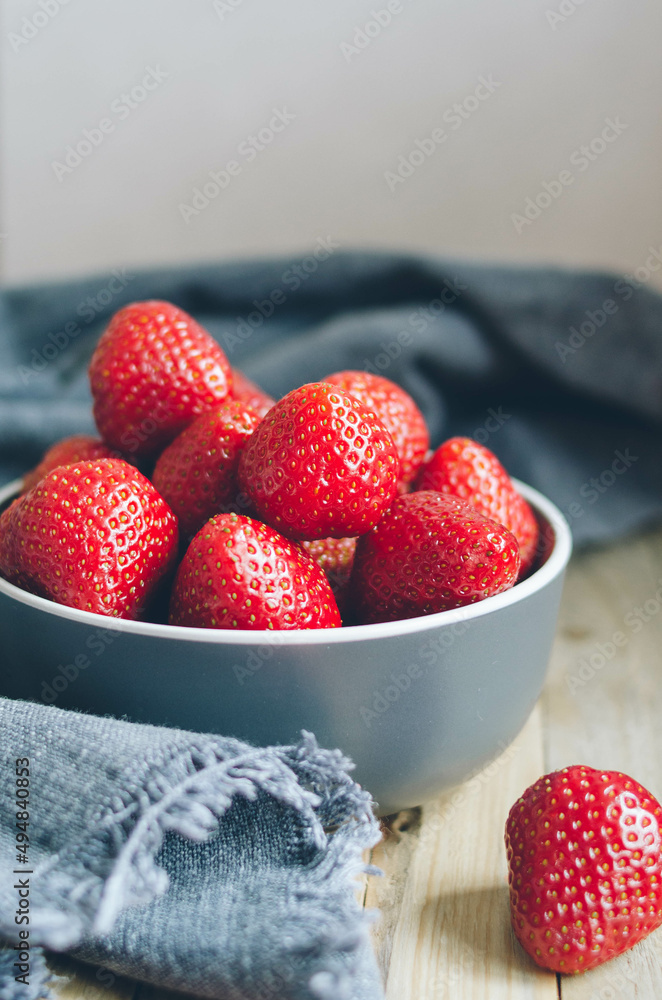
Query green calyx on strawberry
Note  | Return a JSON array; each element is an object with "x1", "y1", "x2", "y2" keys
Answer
[
  {"x1": 152, "y1": 400, "x2": 262, "y2": 539},
  {"x1": 349, "y1": 490, "x2": 520, "y2": 624},
  {"x1": 415, "y1": 436, "x2": 539, "y2": 575},
  {"x1": 237, "y1": 382, "x2": 400, "y2": 541},
  {"x1": 506, "y1": 765, "x2": 662, "y2": 974},
  {"x1": 169, "y1": 513, "x2": 341, "y2": 630},
  {"x1": 89, "y1": 300, "x2": 232, "y2": 457},
  {"x1": 0, "y1": 458, "x2": 179, "y2": 619},
  {"x1": 322, "y1": 370, "x2": 429, "y2": 486}
]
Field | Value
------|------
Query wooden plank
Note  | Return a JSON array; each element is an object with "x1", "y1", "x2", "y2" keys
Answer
[
  {"x1": 367, "y1": 808, "x2": 423, "y2": 982},
  {"x1": 368, "y1": 704, "x2": 558, "y2": 999},
  {"x1": 543, "y1": 527, "x2": 662, "y2": 999},
  {"x1": 46, "y1": 954, "x2": 137, "y2": 1000}
]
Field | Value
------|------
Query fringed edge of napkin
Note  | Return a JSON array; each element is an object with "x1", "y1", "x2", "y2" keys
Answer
[{"x1": 8, "y1": 730, "x2": 374, "y2": 952}]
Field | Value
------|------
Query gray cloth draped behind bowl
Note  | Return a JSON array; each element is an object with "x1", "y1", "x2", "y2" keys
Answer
[
  {"x1": 1, "y1": 250, "x2": 662, "y2": 544},
  {"x1": 0, "y1": 699, "x2": 383, "y2": 1000}
]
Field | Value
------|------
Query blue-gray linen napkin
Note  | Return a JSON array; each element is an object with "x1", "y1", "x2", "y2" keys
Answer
[{"x1": 0, "y1": 699, "x2": 383, "y2": 1000}]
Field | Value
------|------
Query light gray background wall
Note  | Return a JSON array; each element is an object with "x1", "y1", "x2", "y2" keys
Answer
[{"x1": 1, "y1": 0, "x2": 661, "y2": 286}]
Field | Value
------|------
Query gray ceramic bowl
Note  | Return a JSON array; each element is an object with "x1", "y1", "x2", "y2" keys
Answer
[{"x1": 0, "y1": 478, "x2": 571, "y2": 814}]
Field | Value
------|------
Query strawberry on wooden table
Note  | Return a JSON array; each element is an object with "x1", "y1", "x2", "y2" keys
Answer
[
  {"x1": 89, "y1": 300, "x2": 232, "y2": 457},
  {"x1": 169, "y1": 513, "x2": 341, "y2": 630},
  {"x1": 415, "y1": 436, "x2": 539, "y2": 575},
  {"x1": 21, "y1": 435, "x2": 118, "y2": 492},
  {"x1": 349, "y1": 490, "x2": 520, "y2": 624},
  {"x1": 238, "y1": 382, "x2": 400, "y2": 541},
  {"x1": 0, "y1": 458, "x2": 178, "y2": 619},
  {"x1": 506, "y1": 765, "x2": 662, "y2": 974},
  {"x1": 323, "y1": 370, "x2": 429, "y2": 487},
  {"x1": 152, "y1": 400, "x2": 262, "y2": 539}
]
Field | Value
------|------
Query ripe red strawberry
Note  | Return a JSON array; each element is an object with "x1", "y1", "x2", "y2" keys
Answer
[
  {"x1": 22, "y1": 435, "x2": 118, "y2": 492},
  {"x1": 302, "y1": 536, "x2": 356, "y2": 616},
  {"x1": 323, "y1": 370, "x2": 429, "y2": 486},
  {"x1": 0, "y1": 458, "x2": 178, "y2": 619},
  {"x1": 231, "y1": 367, "x2": 275, "y2": 419},
  {"x1": 152, "y1": 401, "x2": 262, "y2": 539},
  {"x1": 237, "y1": 382, "x2": 399, "y2": 541},
  {"x1": 415, "y1": 437, "x2": 539, "y2": 575},
  {"x1": 506, "y1": 765, "x2": 662, "y2": 974},
  {"x1": 169, "y1": 513, "x2": 341, "y2": 630},
  {"x1": 89, "y1": 301, "x2": 232, "y2": 457},
  {"x1": 349, "y1": 491, "x2": 520, "y2": 624}
]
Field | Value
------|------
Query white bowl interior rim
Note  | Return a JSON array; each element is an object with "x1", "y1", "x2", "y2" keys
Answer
[{"x1": 0, "y1": 477, "x2": 572, "y2": 646}]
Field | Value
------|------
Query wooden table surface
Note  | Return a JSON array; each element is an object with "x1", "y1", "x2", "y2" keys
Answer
[{"x1": 47, "y1": 525, "x2": 662, "y2": 999}]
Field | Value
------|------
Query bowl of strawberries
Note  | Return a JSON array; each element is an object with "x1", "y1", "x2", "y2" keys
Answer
[{"x1": 0, "y1": 301, "x2": 571, "y2": 814}]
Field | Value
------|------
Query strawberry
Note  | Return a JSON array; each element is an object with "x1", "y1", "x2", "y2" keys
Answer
[
  {"x1": 0, "y1": 458, "x2": 178, "y2": 620},
  {"x1": 89, "y1": 300, "x2": 232, "y2": 457},
  {"x1": 237, "y1": 382, "x2": 400, "y2": 541},
  {"x1": 22, "y1": 435, "x2": 118, "y2": 492},
  {"x1": 152, "y1": 401, "x2": 262, "y2": 539},
  {"x1": 301, "y1": 536, "x2": 356, "y2": 616},
  {"x1": 506, "y1": 765, "x2": 662, "y2": 974},
  {"x1": 323, "y1": 370, "x2": 429, "y2": 486},
  {"x1": 415, "y1": 437, "x2": 539, "y2": 575},
  {"x1": 349, "y1": 491, "x2": 520, "y2": 624},
  {"x1": 169, "y1": 513, "x2": 341, "y2": 630},
  {"x1": 231, "y1": 367, "x2": 276, "y2": 419}
]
